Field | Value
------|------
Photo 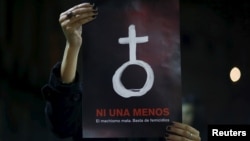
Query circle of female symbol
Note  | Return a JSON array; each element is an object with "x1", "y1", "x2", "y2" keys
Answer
[{"x1": 112, "y1": 24, "x2": 154, "y2": 98}]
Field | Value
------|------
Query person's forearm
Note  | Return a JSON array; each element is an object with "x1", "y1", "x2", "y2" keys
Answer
[{"x1": 60, "y1": 42, "x2": 80, "y2": 84}]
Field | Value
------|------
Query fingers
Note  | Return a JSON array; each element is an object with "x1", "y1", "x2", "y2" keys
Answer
[
  {"x1": 165, "y1": 121, "x2": 201, "y2": 141},
  {"x1": 172, "y1": 121, "x2": 200, "y2": 135},
  {"x1": 59, "y1": 3, "x2": 95, "y2": 22},
  {"x1": 59, "y1": 3, "x2": 98, "y2": 28}
]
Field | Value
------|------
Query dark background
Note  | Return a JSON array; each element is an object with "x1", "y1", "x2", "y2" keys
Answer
[{"x1": 0, "y1": 0, "x2": 250, "y2": 141}]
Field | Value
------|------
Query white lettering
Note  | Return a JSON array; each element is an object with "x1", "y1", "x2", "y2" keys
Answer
[
  {"x1": 212, "y1": 129, "x2": 219, "y2": 136},
  {"x1": 212, "y1": 129, "x2": 247, "y2": 136}
]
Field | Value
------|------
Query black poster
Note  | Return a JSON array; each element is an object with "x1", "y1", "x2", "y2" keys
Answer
[{"x1": 81, "y1": 0, "x2": 181, "y2": 138}]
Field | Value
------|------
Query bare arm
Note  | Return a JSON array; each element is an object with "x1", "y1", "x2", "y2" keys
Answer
[
  {"x1": 59, "y1": 3, "x2": 97, "y2": 83},
  {"x1": 41, "y1": 3, "x2": 98, "y2": 138}
]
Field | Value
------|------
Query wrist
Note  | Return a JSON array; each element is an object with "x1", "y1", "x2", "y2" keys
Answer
[{"x1": 66, "y1": 41, "x2": 82, "y2": 50}]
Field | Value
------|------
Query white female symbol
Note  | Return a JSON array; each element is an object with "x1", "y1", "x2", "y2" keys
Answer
[{"x1": 112, "y1": 24, "x2": 154, "y2": 98}]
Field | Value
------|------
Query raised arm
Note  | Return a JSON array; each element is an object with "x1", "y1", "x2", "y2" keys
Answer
[
  {"x1": 41, "y1": 3, "x2": 97, "y2": 139},
  {"x1": 60, "y1": 3, "x2": 97, "y2": 83}
]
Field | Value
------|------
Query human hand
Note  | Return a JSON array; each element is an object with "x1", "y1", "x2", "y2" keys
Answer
[
  {"x1": 165, "y1": 121, "x2": 201, "y2": 141},
  {"x1": 59, "y1": 3, "x2": 98, "y2": 48}
]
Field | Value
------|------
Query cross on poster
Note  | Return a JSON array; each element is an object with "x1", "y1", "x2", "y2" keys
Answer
[
  {"x1": 81, "y1": 0, "x2": 181, "y2": 138},
  {"x1": 113, "y1": 24, "x2": 154, "y2": 98}
]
